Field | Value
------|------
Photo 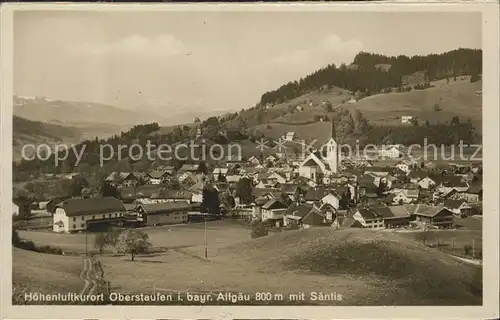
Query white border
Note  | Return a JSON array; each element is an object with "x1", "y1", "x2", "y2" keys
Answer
[{"x1": 1, "y1": 3, "x2": 499, "y2": 319}]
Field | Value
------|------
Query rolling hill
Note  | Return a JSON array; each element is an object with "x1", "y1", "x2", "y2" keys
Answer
[
  {"x1": 12, "y1": 116, "x2": 83, "y2": 161},
  {"x1": 13, "y1": 228, "x2": 482, "y2": 305},
  {"x1": 222, "y1": 77, "x2": 482, "y2": 146}
]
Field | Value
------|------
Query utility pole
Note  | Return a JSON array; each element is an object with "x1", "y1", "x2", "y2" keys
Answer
[
  {"x1": 204, "y1": 218, "x2": 208, "y2": 259},
  {"x1": 85, "y1": 221, "x2": 88, "y2": 255},
  {"x1": 472, "y1": 239, "x2": 475, "y2": 259}
]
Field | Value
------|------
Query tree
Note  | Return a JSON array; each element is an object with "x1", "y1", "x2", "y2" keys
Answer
[
  {"x1": 377, "y1": 179, "x2": 387, "y2": 197},
  {"x1": 70, "y1": 177, "x2": 89, "y2": 197},
  {"x1": 201, "y1": 185, "x2": 220, "y2": 214},
  {"x1": 235, "y1": 177, "x2": 253, "y2": 205},
  {"x1": 280, "y1": 193, "x2": 292, "y2": 207},
  {"x1": 94, "y1": 229, "x2": 121, "y2": 254},
  {"x1": 100, "y1": 181, "x2": 120, "y2": 198},
  {"x1": 114, "y1": 229, "x2": 152, "y2": 261},
  {"x1": 250, "y1": 220, "x2": 268, "y2": 239},
  {"x1": 197, "y1": 161, "x2": 208, "y2": 175}
]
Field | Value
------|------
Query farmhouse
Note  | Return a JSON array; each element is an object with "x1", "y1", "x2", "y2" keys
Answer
[
  {"x1": 136, "y1": 201, "x2": 190, "y2": 226},
  {"x1": 351, "y1": 207, "x2": 385, "y2": 229},
  {"x1": 105, "y1": 172, "x2": 138, "y2": 188},
  {"x1": 463, "y1": 184, "x2": 483, "y2": 202},
  {"x1": 261, "y1": 199, "x2": 287, "y2": 227},
  {"x1": 405, "y1": 204, "x2": 454, "y2": 228},
  {"x1": 443, "y1": 199, "x2": 473, "y2": 218},
  {"x1": 147, "y1": 170, "x2": 171, "y2": 185},
  {"x1": 371, "y1": 205, "x2": 411, "y2": 228},
  {"x1": 401, "y1": 116, "x2": 413, "y2": 124},
  {"x1": 53, "y1": 197, "x2": 126, "y2": 233},
  {"x1": 377, "y1": 146, "x2": 402, "y2": 159}
]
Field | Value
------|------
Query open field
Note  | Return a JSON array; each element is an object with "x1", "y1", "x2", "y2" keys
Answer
[
  {"x1": 352, "y1": 78, "x2": 482, "y2": 128},
  {"x1": 14, "y1": 226, "x2": 482, "y2": 305}
]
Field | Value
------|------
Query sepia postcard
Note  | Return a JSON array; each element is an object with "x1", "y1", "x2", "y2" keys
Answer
[{"x1": 1, "y1": 2, "x2": 499, "y2": 319}]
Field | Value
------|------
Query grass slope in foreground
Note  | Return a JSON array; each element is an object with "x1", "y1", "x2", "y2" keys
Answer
[{"x1": 13, "y1": 228, "x2": 481, "y2": 305}]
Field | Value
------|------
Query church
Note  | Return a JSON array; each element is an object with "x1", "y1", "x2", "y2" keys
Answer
[{"x1": 298, "y1": 120, "x2": 339, "y2": 184}]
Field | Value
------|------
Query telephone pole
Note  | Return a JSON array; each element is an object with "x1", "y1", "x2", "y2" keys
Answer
[{"x1": 204, "y1": 218, "x2": 208, "y2": 259}]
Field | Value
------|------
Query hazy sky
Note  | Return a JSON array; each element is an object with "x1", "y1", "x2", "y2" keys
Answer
[{"x1": 14, "y1": 11, "x2": 481, "y2": 115}]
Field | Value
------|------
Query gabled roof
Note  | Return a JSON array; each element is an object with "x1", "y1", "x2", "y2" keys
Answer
[
  {"x1": 403, "y1": 204, "x2": 452, "y2": 217},
  {"x1": 262, "y1": 198, "x2": 287, "y2": 210},
  {"x1": 138, "y1": 201, "x2": 191, "y2": 214},
  {"x1": 466, "y1": 184, "x2": 483, "y2": 194},
  {"x1": 285, "y1": 203, "x2": 314, "y2": 218},
  {"x1": 356, "y1": 207, "x2": 384, "y2": 221},
  {"x1": 179, "y1": 164, "x2": 199, "y2": 172},
  {"x1": 148, "y1": 170, "x2": 170, "y2": 179},
  {"x1": 441, "y1": 175, "x2": 468, "y2": 188},
  {"x1": 301, "y1": 207, "x2": 325, "y2": 226},
  {"x1": 281, "y1": 183, "x2": 299, "y2": 195},
  {"x1": 105, "y1": 172, "x2": 135, "y2": 181},
  {"x1": 443, "y1": 199, "x2": 469, "y2": 209},
  {"x1": 58, "y1": 197, "x2": 125, "y2": 217},
  {"x1": 378, "y1": 205, "x2": 411, "y2": 219}
]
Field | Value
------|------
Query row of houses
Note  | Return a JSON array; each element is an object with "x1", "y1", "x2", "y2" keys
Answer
[{"x1": 51, "y1": 197, "x2": 208, "y2": 233}]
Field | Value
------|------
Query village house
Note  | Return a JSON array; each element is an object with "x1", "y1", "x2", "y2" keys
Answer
[
  {"x1": 377, "y1": 146, "x2": 402, "y2": 159},
  {"x1": 188, "y1": 181, "x2": 204, "y2": 203},
  {"x1": 247, "y1": 156, "x2": 261, "y2": 166},
  {"x1": 387, "y1": 188, "x2": 419, "y2": 204},
  {"x1": 401, "y1": 115, "x2": 413, "y2": 124},
  {"x1": 136, "y1": 201, "x2": 191, "y2": 226},
  {"x1": 395, "y1": 160, "x2": 414, "y2": 174},
  {"x1": 212, "y1": 167, "x2": 229, "y2": 181},
  {"x1": 443, "y1": 199, "x2": 474, "y2": 218},
  {"x1": 418, "y1": 176, "x2": 438, "y2": 189},
  {"x1": 285, "y1": 132, "x2": 296, "y2": 141},
  {"x1": 268, "y1": 171, "x2": 287, "y2": 184},
  {"x1": 404, "y1": 204, "x2": 454, "y2": 228},
  {"x1": 147, "y1": 170, "x2": 171, "y2": 185},
  {"x1": 261, "y1": 198, "x2": 288, "y2": 228},
  {"x1": 463, "y1": 184, "x2": 483, "y2": 202},
  {"x1": 12, "y1": 196, "x2": 32, "y2": 218},
  {"x1": 368, "y1": 205, "x2": 411, "y2": 228},
  {"x1": 105, "y1": 172, "x2": 138, "y2": 188},
  {"x1": 351, "y1": 207, "x2": 385, "y2": 229},
  {"x1": 53, "y1": 197, "x2": 126, "y2": 233},
  {"x1": 438, "y1": 175, "x2": 470, "y2": 192},
  {"x1": 283, "y1": 203, "x2": 328, "y2": 228}
]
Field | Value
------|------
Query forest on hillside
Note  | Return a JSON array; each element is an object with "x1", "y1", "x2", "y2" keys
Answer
[{"x1": 260, "y1": 48, "x2": 482, "y2": 105}]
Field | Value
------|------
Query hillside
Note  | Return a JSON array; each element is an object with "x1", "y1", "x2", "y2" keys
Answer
[
  {"x1": 352, "y1": 77, "x2": 482, "y2": 128},
  {"x1": 13, "y1": 228, "x2": 481, "y2": 305},
  {"x1": 221, "y1": 228, "x2": 482, "y2": 305},
  {"x1": 13, "y1": 116, "x2": 83, "y2": 161}
]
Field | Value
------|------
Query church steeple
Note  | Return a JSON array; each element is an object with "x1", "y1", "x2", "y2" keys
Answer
[
  {"x1": 325, "y1": 119, "x2": 338, "y2": 174},
  {"x1": 331, "y1": 119, "x2": 336, "y2": 140}
]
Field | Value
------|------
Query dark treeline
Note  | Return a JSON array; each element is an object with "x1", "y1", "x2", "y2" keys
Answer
[{"x1": 260, "y1": 48, "x2": 482, "y2": 105}]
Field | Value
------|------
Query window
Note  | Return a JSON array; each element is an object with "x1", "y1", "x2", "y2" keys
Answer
[
  {"x1": 73, "y1": 224, "x2": 76, "y2": 229},
  {"x1": 81, "y1": 216, "x2": 84, "y2": 221},
  {"x1": 73, "y1": 217, "x2": 76, "y2": 222},
  {"x1": 81, "y1": 224, "x2": 85, "y2": 228},
  {"x1": 92, "y1": 215, "x2": 95, "y2": 220}
]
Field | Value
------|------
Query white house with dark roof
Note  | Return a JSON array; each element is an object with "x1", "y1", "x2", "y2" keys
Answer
[{"x1": 53, "y1": 197, "x2": 126, "y2": 233}]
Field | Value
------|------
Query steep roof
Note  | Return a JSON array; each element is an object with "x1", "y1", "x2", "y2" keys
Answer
[
  {"x1": 403, "y1": 204, "x2": 451, "y2": 218},
  {"x1": 285, "y1": 203, "x2": 314, "y2": 218},
  {"x1": 58, "y1": 197, "x2": 125, "y2": 217},
  {"x1": 301, "y1": 207, "x2": 325, "y2": 226},
  {"x1": 138, "y1": 201, "x2": 191, "y2": 214}
]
